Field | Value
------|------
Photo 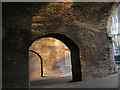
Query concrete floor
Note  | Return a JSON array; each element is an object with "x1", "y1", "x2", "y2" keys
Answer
[
  {"x1": 118, "y1": 70, "x2": 120, "y2": 88},
  {"x1": 30, "y1": 73, "x2": 118, "y2": 88}
]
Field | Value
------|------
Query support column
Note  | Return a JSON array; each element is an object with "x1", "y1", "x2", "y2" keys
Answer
[
  {"x1": 71, "y1": 48, "x2": 82, "y2": 81},
  {"x1": 2, "y1": 40, "x2": 29, "y2": 89}
]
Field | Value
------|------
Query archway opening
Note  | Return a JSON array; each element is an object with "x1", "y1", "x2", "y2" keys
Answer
[
  {"x1": 29, "y1": 33, "x2": 82, "y2": 87},
  {"x1": 29, "y1": 37, "x2": 72, "y2": 78},
  {"x1": 110, "y1": 5, "x2": 120, "y2": 69}
]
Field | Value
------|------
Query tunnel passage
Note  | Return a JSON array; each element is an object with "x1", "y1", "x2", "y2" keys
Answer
[
  {"x1": 29, "y1": 33, "x2": 82, "y2": 81},
  {"x1": 29, "y1": 37, "x2": 72, "y2": 78},
  {"x1": 29, "y1": 50, "x2": 43, "y2": 78},
  {"x1": 2, "y1": 2, "x2": 120, "y2": 88}
]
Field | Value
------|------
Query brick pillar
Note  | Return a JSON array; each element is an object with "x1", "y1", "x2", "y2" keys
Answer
[
  {"x1": 71, "y1": 47, "x2": 82, "y2": 81},
  {"x1": 2, "y1": 40, "x2": 29, "y2": 89}
]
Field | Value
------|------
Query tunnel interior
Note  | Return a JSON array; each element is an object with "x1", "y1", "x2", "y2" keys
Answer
[
  {"x1": 29, "y1": 37, "x2": 72, "y2": 79},
  {"x1": 2, "y1": 2, "x2": 120, "y2": 88},
  {"x1": 29, "y1": 33, "x2": 82, "y2": 82}
]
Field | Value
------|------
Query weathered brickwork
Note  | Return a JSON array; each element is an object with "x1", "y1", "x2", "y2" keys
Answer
[{"x1": 2, "y1": 2, "x2": 119, "y2": 88}]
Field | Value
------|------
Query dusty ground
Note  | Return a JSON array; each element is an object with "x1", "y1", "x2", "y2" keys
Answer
[{"x1": 30, "y1": 73, "x2": 118, "y2": 88}]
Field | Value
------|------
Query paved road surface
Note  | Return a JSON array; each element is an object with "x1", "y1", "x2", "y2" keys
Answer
[
  {"x1": 118, "y1": 70, "x2": 120, "y2": 88},
  {"x1": 30, "y1": 73, "x2": 118, "y2": 88}
]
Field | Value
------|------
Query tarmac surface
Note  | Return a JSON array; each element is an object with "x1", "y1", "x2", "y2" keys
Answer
[
  {"x1": 118, "y1": 70, "x2": 120, "y2": 88},
  {"x1": 30, "y1": 72, "x2": 118, "y2": 88}
]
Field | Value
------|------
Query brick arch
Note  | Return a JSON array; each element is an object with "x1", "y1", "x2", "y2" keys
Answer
[
  {"x1": 106, "y1": 3, "x2": 120, "y2": 35},
  {"x1": 3, "y1": 2, "x2": 120, "y2": 88},
  {"x1": 29, "y1": 50, "x2": 43, "y2": 77},
  {"x1": 30, "y1": 33, "x2": 82, "y2": 81}
]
